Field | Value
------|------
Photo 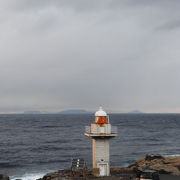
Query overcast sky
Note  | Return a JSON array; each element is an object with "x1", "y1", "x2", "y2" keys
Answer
[{"x1": 0, "y1": 0, "x2": 180, "y2": 113}]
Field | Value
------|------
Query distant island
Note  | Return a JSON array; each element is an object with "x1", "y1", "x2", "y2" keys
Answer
[
  {"x1": 57, "y1": 109, "x2": 93, "y2": 114},
  {"x1": 23, "y1": 109, "x2": 144, "y2": 114},
  {"x1": 23, "y1": 109, "x2": 92, "y2": 114},
  {"x1": 24, "y1": 110, "x2": 41, "y2": 114},
  {"x1": 128, "y1": 110, "x2": 144, "y2": 114}
]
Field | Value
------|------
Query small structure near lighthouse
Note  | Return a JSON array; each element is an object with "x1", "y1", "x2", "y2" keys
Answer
[{"x1": 85, "y1": 107, "x2": 118, "y2": 177}]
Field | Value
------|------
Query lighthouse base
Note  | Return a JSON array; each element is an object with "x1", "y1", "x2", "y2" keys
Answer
[{"x1": 97, "y1": 162, "x2": 110, "y2": 176}]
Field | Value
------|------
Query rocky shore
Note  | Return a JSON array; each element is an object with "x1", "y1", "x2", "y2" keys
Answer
[
  {"x1": 2, "y1": 155, "x2": 180, "y2": 180},
  {"x1": 128, "y1": 154, "x2": 180, "y2": 176},
  {"x1": 36, "y1": 155, "x2": 180, "y2": 180},
  {"x1": 0, "y1": 174, "x2": 9, "y2": 180}
]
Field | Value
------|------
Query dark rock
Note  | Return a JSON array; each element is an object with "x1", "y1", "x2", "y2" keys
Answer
[
  {"x1": 145, "y1": 154, "x2": 164, "y2": 161},
  {"x1": 0, "y1": 174, "x2": 9, "y2": 180},
  {"x1": 129, "y1": 155, "x2": 180, "y2": 175},
  {"x1": 37, "y1": 155, "x2": 180, "y2": 180},
  {"x1": 158, "y1": 169, "x2": 170, "y2": 174}
]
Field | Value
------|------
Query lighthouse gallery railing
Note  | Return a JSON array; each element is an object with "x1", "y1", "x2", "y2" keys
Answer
[{"x1": 85, "y1": 126, "x2": 118, "y2": 134}]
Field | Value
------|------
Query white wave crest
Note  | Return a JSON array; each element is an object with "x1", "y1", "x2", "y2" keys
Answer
[
  {"x1": 10, "y1": 172, "x2": 46, "y2": 180},
  {"x1": 164, "y1": 154, "x2": 180, "y2": 157}
]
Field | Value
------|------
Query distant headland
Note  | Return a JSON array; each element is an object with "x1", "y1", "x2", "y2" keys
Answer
[
  {"x1": 57, "y1": 109, "x2": 93, "y2": 114},
  {"x1": 23, "y1": 110, "x2": 41, "y2": 114},
  {"x1": 23, "y1": 109, "x2": 145, "y2": 114},
  {"x1": 128, "y1": 110, "x2": 144, "y2": 114},
  {"x1": 23, "y1": 109, "x2": 93, "y2": 114}
]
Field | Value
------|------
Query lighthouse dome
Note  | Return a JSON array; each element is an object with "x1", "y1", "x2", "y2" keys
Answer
[{"x1": 95, "y1": 107, "x2": 107, "y2": 116}]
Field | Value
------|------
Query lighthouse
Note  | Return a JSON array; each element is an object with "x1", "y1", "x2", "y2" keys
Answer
[{"x1": 85, "y1": 107, "x2": 118, "y2": 176}]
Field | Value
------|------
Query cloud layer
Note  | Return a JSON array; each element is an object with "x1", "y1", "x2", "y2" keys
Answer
[{"x1": 0, "y1": 0, "x2": 180, "y2": 113}]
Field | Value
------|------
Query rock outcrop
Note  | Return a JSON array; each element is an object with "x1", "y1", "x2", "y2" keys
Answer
[
  {"x1": 129, "y1": 155, "x2": 180, "y2": 175},
  {"x1": 38, "y1": 169, "x2": 135, "y2": 180},
  {"x1": 0, "y1": 174, "x2": 9, "y2": 180},
  {"x1": 37, "y1": 155, "x2": 180, "y2": 180}
]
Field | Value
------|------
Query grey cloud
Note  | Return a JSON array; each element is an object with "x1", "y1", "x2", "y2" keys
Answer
[
  {"x1": 0, "y1": 0, "x2": 163, "y2": 13},
  {"x1": 0, "y1": 0, "x2": 180, "y2": 113},
  {"x1": 157, "y1": 20, "x2": 180, "y2": 31}
]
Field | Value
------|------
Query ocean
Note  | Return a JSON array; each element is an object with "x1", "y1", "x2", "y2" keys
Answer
[{"x1": 0, "y1": 114, "x2": 180, "y2": 180}]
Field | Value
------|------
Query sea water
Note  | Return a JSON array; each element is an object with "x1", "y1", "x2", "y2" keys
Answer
[{"x1": 0, "y1": 114, "x2": 180, "y2": 180}]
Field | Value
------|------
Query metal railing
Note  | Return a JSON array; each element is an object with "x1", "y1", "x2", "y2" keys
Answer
[
  {"x1": 111, "y1": 126, "x2": 118, "y2": 134},
  {"x1": 85, "y1": 126, "x2": 118, "y2": 134},
  {"x1": 85, "y1": 126, "x2": 91, "y2": 134}
]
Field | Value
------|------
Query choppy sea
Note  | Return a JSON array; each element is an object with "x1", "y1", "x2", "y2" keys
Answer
[{"x1": 0, "y1": 114, "x2": 180, "y2": 180}]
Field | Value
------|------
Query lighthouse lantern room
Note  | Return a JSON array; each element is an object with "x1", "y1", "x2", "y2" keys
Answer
[{"x1": 85, "y1": 107, "x2": 118, "y2": 176}]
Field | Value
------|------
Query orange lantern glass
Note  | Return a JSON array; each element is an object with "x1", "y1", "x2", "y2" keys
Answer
[{"x1": 96, "y1": 116, "x2": 108, "y2": 126}]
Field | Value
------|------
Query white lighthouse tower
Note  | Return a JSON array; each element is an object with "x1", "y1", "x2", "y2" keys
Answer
[{"x1": 85, "y1": 107, "x2": 118, "y2": 176}]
